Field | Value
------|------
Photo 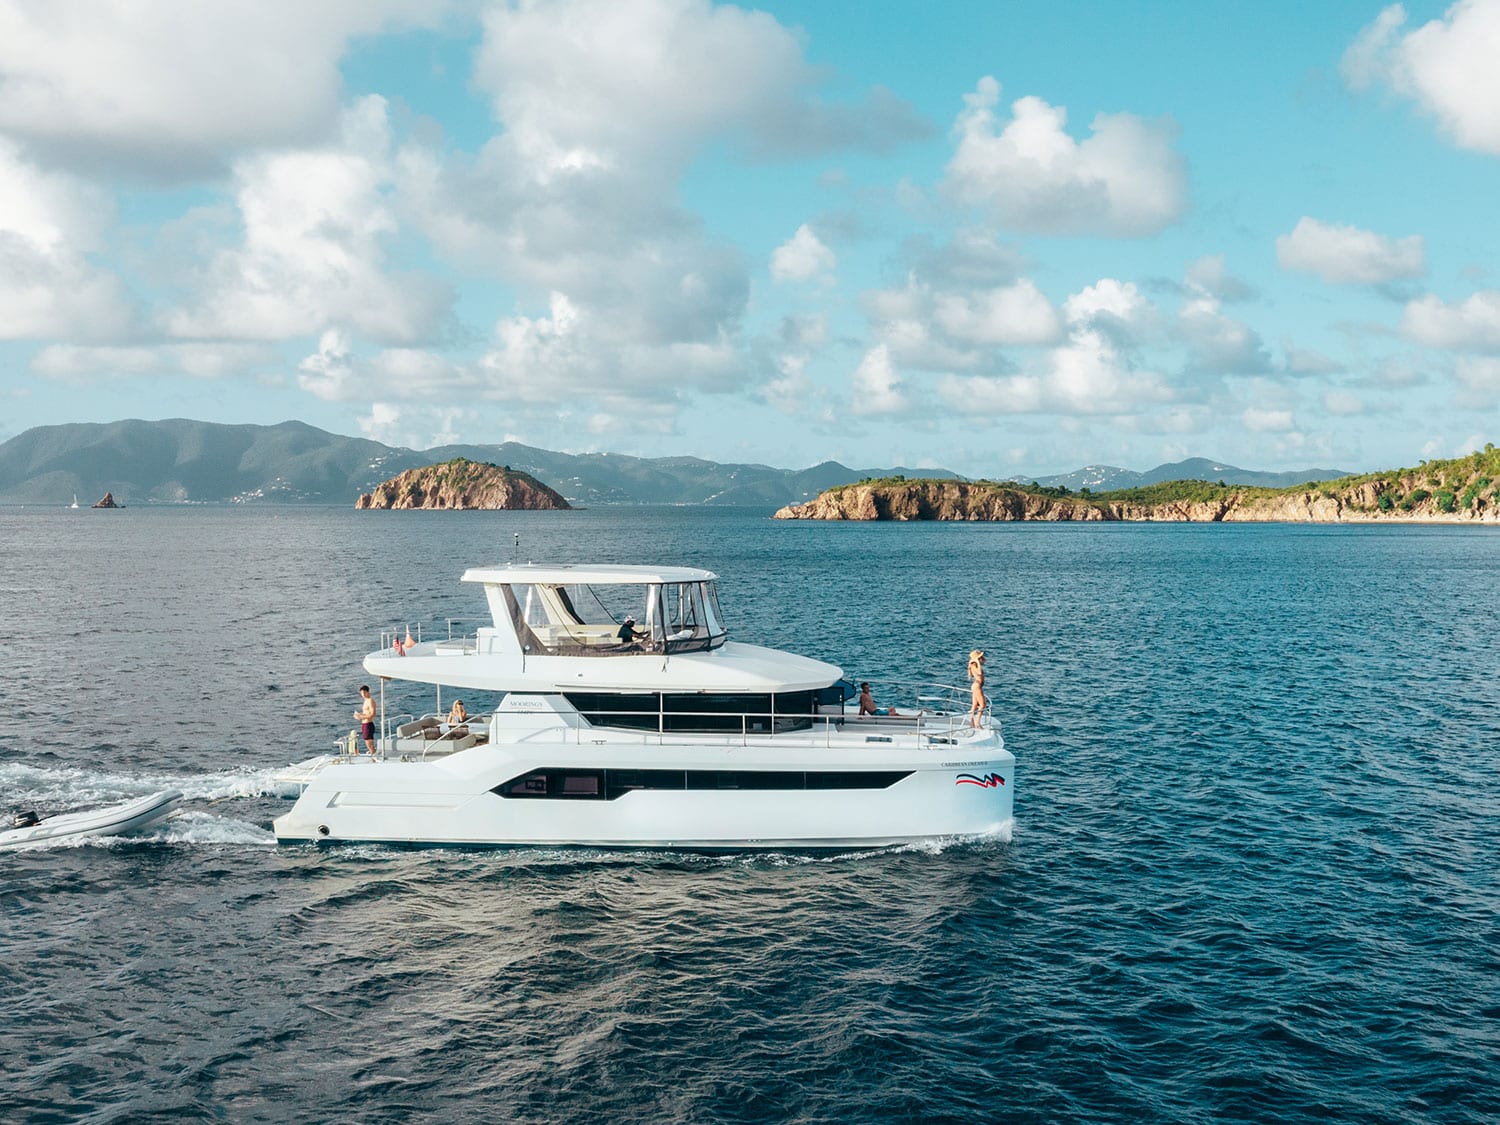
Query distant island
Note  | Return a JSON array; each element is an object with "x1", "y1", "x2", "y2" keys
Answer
[
  {"x1": 775, "y1": 447, "x2": 1500, "y2": 524},
  {"x1": 356, "y1": 458, "x2": 570, "y2": 510},
  {"x1": 0, "y1": 419, "x2": 963, "y2": 506},
  {"x1": 92, "y1": 491, "x2": 120, "y2": 509}
]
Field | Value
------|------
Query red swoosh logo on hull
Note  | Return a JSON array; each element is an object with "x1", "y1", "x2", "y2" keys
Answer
[{"x1": 955, "y1": 772, "x2": 1005, "y2": 788}]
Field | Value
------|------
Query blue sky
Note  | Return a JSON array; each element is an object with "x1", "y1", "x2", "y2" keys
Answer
[{"x1": 1, "y1": 0, "x2": 1498, "y2": 477}]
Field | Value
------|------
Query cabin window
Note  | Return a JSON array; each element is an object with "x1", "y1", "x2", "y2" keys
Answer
[
  {"x1": 705, "y1": 584, "x2": 726, "y2": 635},
  {"x1": 497, "y1": 580, "x2": 725, "y2": 656},
  {"x1": 496, "y1": 769, "x2": 607, "y2": 800},
  {"x1": 493, "y1": 768, "x2": 911, "y2": 800},
  {"x1": 563, "y1": 691, "x2": 816, "y2": 734}
]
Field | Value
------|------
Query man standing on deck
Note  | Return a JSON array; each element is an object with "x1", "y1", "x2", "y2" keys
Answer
[{"x1": 354, "y1": 685, "x2": 377, "y2": 754}]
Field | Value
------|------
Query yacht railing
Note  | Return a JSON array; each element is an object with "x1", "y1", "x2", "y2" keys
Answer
[
  {"x1": 340, "y1": 711, "x2": 494, "y2": 759},
  {"x1": 565, "y1": 680, "x2": 995, "y2": 748},
  {"x1": 435, "y1": 622, "x2": 483, "y2": 655},
  {"x1": 379, "y1": 623, "x2": 425, "y2": 651}
]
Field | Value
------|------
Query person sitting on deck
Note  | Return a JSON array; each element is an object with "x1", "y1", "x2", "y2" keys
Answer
[
  {"x1": 617, "y1": 616, "x2": 648, "y2": 648},
  {"x1": 448, "y1": 699, "x2": 468, "y2": 724},
  {"x1": 858, "y1": 682, "x2": 900, "y2": 717}
]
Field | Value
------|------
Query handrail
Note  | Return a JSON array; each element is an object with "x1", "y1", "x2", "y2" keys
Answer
[
  {"x1": 375, "y1": 711, "x2": 494, "y2": 759},
  {"x1": 563, "y1": 699, "x2": 993, "y2": 746},
  {"x1": 379, "y1": 623, "x2": 424, "y2": 651},
  {"x1": 849, "y1": 676, "x2": 996, "y2": 730},
  {"x1": 446, "y1": 617, "x2": 484, "y2": 640}
]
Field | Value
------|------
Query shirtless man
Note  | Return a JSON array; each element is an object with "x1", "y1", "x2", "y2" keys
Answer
[
  {"x1": 354, "y1": 685, "x2": 377, "y2": 754},
  {"x1": 858, "y1": 681, "x2": 899, "y2": 718}
]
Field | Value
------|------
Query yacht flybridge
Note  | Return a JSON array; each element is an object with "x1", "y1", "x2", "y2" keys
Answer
[{"x1": 272, "y1": 564, "x2": 1013, "y2": 849}]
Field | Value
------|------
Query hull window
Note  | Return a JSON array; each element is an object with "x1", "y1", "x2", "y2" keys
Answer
[{"x1": 494, "y1": 768, "x2": 912, "y2": 800}]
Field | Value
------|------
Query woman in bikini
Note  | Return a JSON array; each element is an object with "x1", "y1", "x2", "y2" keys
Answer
[{"x1": 967, "y1": 649, "x2": 987, "y2": 728}]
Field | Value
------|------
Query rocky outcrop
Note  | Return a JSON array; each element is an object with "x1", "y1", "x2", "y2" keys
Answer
[
  {"x1": 777, "y1": 482, "x2": 1105, "y2": 521},
  {"x1": 92, "y1": 492, "x2": 120, "y2": 508},
  {"x1": 356, "y1": 458, "x2": 571, "y2": 510},
  {"x1": 774, "y1": 472, "x2": 1500, "y2": 524},
  {"x1": 773, "y1": 482, "x2": 1250, "y2": 522}
]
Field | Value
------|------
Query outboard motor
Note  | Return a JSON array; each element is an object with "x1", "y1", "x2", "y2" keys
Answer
[{"x1": 12, "y1": 810, "x2": 40, "y2": 828}]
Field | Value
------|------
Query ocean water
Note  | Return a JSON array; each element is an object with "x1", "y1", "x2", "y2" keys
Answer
[{"x1": 2, "y1": 506, "x2": 1497, "y2": 1124}]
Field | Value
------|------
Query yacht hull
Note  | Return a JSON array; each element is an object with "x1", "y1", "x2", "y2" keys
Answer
[{"x1": 272, "y1": 738, "x2": 1013, "y2": 849}]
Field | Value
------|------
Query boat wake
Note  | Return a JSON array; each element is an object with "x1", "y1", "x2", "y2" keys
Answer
[
  {"x1": 1, "y1": 761, "x2": 280, "y2": 849},
  {"x1": 1, "y1": 760, "x2": 291, "y2": 805}
]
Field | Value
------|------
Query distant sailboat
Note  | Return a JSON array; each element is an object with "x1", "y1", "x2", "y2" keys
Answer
[{"x1": 70, "y1": 493, "x2": 79, "y2": 509}]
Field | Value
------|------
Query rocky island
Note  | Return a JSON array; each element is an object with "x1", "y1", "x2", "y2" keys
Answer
[
  {"x1": 356, "y1": 458, "x2": 571, "y2": 510},
  {"x1": 774, "y1": 447, "x2": 1500, "y2": 524}
]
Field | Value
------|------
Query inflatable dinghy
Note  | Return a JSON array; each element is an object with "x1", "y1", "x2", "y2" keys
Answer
[{"x1": 1, "y1": 790, "x2": 183, "y2": 849}]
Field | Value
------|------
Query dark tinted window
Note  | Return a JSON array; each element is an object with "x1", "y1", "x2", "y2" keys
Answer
[
  {"x1": 494, "y1": 768, "x2": 910, "y2": 800},
  {"x1": 565, "y1": 691, "x2": 817, "y2": 734}
]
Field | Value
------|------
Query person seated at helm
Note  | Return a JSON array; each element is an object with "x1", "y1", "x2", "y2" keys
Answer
[{"x1": 617, "y1": 616, "x2": 647, "y2": 647}]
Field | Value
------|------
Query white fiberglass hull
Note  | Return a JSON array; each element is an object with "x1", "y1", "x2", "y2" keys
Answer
[
  {"x1": 1, "y1": 790, "x2": 182, "y2": 849},
  {"x1": 272, "y1": 737, "x2": 1013, "y2": 850}
]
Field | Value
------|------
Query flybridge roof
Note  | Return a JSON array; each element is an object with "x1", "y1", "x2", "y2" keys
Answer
[{"x1": 462, "y1": 564, "x2": 719, "y2": 586}]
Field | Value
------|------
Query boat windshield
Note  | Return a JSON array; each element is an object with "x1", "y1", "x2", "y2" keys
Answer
[{"x1": 499, "y1": 579, "x2": 727, "y2": 656}]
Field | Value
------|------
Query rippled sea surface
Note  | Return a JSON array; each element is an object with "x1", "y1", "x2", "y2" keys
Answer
[{"x1": 2, "y1": 506, "x2": 1498, "y2": 1124}]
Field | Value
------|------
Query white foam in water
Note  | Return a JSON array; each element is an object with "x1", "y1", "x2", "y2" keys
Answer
[
  {"x1": 1, "y1": 761, "x2": 279, "y2": 848},
  {"x1": 150, "y1": 809, "x2": 276, "y2": 847},
  {"x1": 1, "y1": 760, "x2": 292, "y2": 806}
]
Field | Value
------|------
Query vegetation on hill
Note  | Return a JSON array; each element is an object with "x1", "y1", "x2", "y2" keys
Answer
[
  {"x1": 356, "y1": 457, "x2": 571, "y2": 510},
  {"x1": 0, "y1": 419, "x2": 955, "y2": 506},
  {"x1": 1312, "y1": 444, "x2": 1500, "y2": 514},
  {"x1": 835, "y1": 445, "x2": 1500, "y2": 520}
]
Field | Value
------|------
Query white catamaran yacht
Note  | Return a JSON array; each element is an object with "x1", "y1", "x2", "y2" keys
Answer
[{"x1": 272, "y1": 564, "x2": 1013, "y2": 848}]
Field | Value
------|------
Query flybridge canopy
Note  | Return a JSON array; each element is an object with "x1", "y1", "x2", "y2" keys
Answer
[
  {"x1": 463, "y1": 564, "x2": 718, "y2": 586},
  {"x1": 466, "y1": 563, "x2": 727, "y2": 657}
]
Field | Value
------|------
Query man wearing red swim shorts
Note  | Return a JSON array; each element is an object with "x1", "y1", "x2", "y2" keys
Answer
[{"x1": 354, "y1": 685, "x2": 377, "y2": 754}]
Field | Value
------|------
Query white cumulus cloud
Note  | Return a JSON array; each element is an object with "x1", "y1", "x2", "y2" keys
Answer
[
  {"x1": 167, "y1": 97, "x2": 451, "y2": 345},
  {"x1": 1455, "y1": 355, "x2": 1500, "y2": 406},
  {"x1": 1276, "y1": 217, "x2": 1425, "y2": 284},
  {"x1": 0, "y1": 138, "x2": 133, "y2": 339},
  {"x1": 1063, "y1": 278, "x2": 1155, "y2": 331},
  {"x1": 479, "y1": 290, "x2": 741, "y2": 418},
  {"x1": 1402, "y1": 290, "x2": 1500, "y2": 351},
  {"x1": 0, "y1": 0, "x2": 444, "y2": 177},
  {"x1": 931, "y1": 280, "x2": 1062, "y2": 346},
  {"x1": 850, "y1": 345, "x2": 908, "y2": 416},
  {"x1": 944, "y1": 76, "x2": 1188, "y2": 237},
  {"x1": 861, "y1": 270, "x2": 1064, "y2": 371},
  {"x1": 473, "y1": 0, "x2": 928, "y2": 170},
  {"x1": 937, "y1": 327, "x2": 1172, "y2": 416},
  {"x1": 1178, "y1": 292, "x2": 1271, "y2": 376},
  {"x1": 394, "y1": 0, "x2": 928, "y2": 417},
  {"x1": 770, "y1": 225, "x2": 836, "y2": 283},
  {"x1": 359, "y1": 401, "x2": 403, "y2": 444},
  {"x1": 1186, "y1": 254, "x2": 1255, "y2": 302},
  {"x1": 1342, "y1": 1, "x2": 1500, "y2": 155}
]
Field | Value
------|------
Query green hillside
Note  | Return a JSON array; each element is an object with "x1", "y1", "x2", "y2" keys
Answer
[{"x1": 842, "y1": 444, "x2": 1500, "y2": 516}]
